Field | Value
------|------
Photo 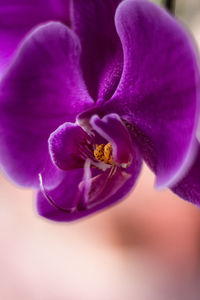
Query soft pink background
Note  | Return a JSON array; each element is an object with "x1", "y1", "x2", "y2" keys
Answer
[{"x1": 0, "y1": 1, "x2": 200, "y2": 299}]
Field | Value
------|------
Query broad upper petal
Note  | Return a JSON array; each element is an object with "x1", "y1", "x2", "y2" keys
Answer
[
  {"x1": 105, "y1": 0, "x2": 200, "y2": 188},
  {"x1": 72, "y1": 0, "x2": 123, "y2": 101},
  {"x1": 0, "y1": 0, "x2": 71, "y2": 78},
  {"x1": 0, "y1": 22, "x2": 93, "y2": 188}
]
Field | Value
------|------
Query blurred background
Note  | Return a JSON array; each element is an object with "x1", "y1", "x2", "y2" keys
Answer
[{"x1": 1, "y1": 1, "x2": 200, "y2": 299}]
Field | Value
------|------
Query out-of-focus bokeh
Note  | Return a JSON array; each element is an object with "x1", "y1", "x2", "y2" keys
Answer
[{"x1": 1, "y1": 1, "x2": 200, "y2": 299}]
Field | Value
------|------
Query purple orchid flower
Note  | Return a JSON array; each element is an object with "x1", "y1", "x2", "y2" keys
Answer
[{"x1": 0, "y1": 0, "x2": 199, "y2": 221}]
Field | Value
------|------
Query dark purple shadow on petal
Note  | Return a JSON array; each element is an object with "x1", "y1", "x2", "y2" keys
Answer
[
  {"x1": 0, "y1": 22, "x2": 93, "y2": 188},
  {"x1": 105, "y1": 0, "x2": 200, "y2": 188},
  {"x1": 72, "y1": 0, "x2": 123, "y2": 101}
]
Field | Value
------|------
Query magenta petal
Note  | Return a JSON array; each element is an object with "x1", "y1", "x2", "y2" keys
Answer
[
  {"x1": 36, "y1": 147, "x2": 142, "y2": 222},
  {"x1": 0, "y1": 0, "x2": 71, "y2": 78},
  {"x1": 49, "y1": 122, "x2": 93, "y2": 170},
  {"x1": 0, "y1": 22, "x2": 93, "y2": 188},
  {"x1": 90, "y1": 113, "x2": 133, "y2": 165},
  {"x1": 106, "y1": 0, "x2": 200, "y2": 188},
  {"x1": 72, "y1": 0, "x2": 123, "y2": 100},
  {"x1": 171, "y1": 141, "x2": 200, "y2": 205},
  {"x1": 86, "y1": 169, "x2": 130, "y2": 205},
  {"x1": 78, "y1": 163, "x2": 131, "y2": 211}
]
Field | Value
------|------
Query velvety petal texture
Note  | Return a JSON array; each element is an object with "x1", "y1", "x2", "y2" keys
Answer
[
  {"x1": 0, "y1": 0, "x2": 71, "y2": 78},
  {"x1": 0, "y1": 22, "x2": 93, "y2": 188},
  {"x1": 0, "y1": 0, "x2": 199, "y2": 222},
  {"x1": 72, "y1": 0, "x2": 123, "y2": 101},
  {"x1": 105, "y1": 0, "x2": 200, "y2": 188}
]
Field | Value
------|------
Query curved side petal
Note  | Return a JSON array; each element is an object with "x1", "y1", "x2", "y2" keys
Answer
[
  {"x1": 0, "y1": 0, "x2": 71, "y2": 78},
  {"x1": 0, "y1": 22, "x2": 93, "y2": 188},
  {"x1": 72, "y1": 0, "x2": 123, "y2": 101},
  {"x1": 106, "y1": 0, "x2": 200, "y2": 188},
  {"x1": 49, "y1": 122, "x2": 93, "y2": 170},
  {"x1": 171, "y1": 141, "x2": 200, "y2": 205},
  {"x1": 36, "y1": 147, "x2": 142, "y2": 222}
]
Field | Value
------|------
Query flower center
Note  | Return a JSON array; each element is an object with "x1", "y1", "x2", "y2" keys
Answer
[
  {"x1": 40, "y1": 114, "x2": 134, "y2": 215},
  {"x1": 94, "y1": 142, "x2": 114, "y2": 165}
]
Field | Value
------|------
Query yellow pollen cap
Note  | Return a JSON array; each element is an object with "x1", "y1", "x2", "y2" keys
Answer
[{"x1": 94, "y1": 142, "x2": 114, "y2": 165}]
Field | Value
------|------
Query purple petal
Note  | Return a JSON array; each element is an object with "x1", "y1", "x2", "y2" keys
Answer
[
  {"x1": 171, "y1": 141, "x2": 200, "y2": 205},
  {"x1": 0, "y1": 22, "x2": 93, "y2": 188},
  {"x1": 36, "y1": 147, "x2": 142, "y2": 222},
  {"x1": 49, "y1": 122, "x2": 93, "y2": 170},
  {"x1": 105, "y1": 0, "x2": 200, "y2": 188},
  {"x1": 0, "y1": 0, "x2": 71, "y2": 78},
  {"x1": 72, "y1": 0, "x2": 123, "y2": 101},
  {"x1": 90, "y1": 114, "x2": 133, "y2": 165}
]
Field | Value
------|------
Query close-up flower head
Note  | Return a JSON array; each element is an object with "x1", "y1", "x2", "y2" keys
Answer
[{"x1": 0, "y1": 0, "x2": 200, "y2": 222}]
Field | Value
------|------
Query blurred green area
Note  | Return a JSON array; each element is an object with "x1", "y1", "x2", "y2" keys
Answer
[{"x1": 151, "y1": 0, "x2": 200, "y2": 22}]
